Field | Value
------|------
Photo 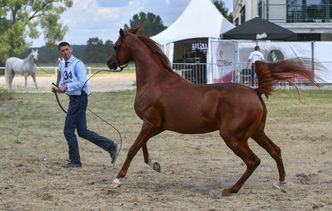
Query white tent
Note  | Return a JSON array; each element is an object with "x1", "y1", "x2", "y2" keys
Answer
[
  {"x1": 150, "y1": 0, "x2": 234, "y2": 83},
  {"x1": 151, "y1": 0, "x2": 234, "y2": 45}
]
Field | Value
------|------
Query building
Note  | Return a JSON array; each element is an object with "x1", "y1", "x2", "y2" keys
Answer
[{"x1": 232, "y1": 0, "x2": 332, "y2": 41}]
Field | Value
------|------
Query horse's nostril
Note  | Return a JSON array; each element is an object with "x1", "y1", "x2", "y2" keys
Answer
[{"x1": 107, "y1": 60, "x2": 116, "y2": 70}]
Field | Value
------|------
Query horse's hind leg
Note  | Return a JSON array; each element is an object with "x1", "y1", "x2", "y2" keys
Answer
[
  {"x1": 252, "y1": 131, "x2": 286, "y2": 182},
  {"x1": 142, "y1": 143, "x2": 161, "y2": 172},
  {"x1": 221, "y1": 135, "x2": 261, "y2": 196},
  {"x1": 31, "y1": 73, "x2": 38, "y2": 91}
]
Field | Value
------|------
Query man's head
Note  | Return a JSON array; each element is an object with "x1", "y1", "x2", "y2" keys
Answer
[
  {"x1": 58, "y1": 42, "x2": 73, "y2": 61},
  {"x1": 255, "y1": 46, "x2": 260, "y2": 51}
]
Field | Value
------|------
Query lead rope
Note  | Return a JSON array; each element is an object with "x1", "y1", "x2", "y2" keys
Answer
[{"x1": 82, "y1": 70, "x2": 123, "y2": 159}]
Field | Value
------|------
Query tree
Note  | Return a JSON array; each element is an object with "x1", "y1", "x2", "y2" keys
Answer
[
  {"x1": 0, "y1": 0, "x2": 73, "y2": 61},
  {"x1": 85, "y1": 37, "x2": 104, "y2": 63},
  {"x1": 124, "y1": 11, "x2": 167, "y2": 37},
  {"x1": 213, "y1": 0, "x2": 233, "y2": 23},
  {"x1": 104, "y1": 40, "x2": 114, "y2": 60},
  {"x1": 85, "y1": 37, "x2": 114, "y2": 63}
]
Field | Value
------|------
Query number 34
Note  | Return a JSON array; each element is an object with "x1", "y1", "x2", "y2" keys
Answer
[{"x1": 64, "y1": 71, "x2": 72, "y2": 80}]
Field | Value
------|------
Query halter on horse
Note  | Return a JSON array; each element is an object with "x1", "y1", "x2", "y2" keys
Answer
[
  {"x1": 107, "y1": 27, "x2": 315, "y2": 196},
  {"x1": 5, "y1": 49, "x2": 39, "y2": 92}
]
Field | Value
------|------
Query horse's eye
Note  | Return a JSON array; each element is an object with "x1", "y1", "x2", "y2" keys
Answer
[{"x1": 113, "y1": 45, "x2": 118, "y2": 51}]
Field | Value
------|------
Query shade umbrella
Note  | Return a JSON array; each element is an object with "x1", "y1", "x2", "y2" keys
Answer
[{"x1": 221, "y1": 17, "x2": 297, "y2": 42}]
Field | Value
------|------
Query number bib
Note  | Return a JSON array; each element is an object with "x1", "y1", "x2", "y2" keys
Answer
[{"x1": 60, "y1": 60, "x2": 80, "y2": 84}]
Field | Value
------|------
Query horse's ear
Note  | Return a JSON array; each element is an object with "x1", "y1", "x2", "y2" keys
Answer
[{"x1": 119, "y1": 29, "x2": 124, "y2": 38}]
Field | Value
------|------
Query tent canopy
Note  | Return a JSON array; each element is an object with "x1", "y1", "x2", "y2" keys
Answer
[
  {"x1": 151, "y1": 0, "x2": 234, "y2": 45},
  {"x1": 221, "y1": 17, "x2": 297, "y2": 41}
]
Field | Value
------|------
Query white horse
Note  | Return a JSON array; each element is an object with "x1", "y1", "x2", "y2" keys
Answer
[{"x1": 5, "y1": 49, "x2": 39, "y2": 92}]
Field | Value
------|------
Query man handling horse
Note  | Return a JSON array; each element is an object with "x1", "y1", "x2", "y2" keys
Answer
[{"x1": 52, "y1": 41, "x2": 118, "y2": 168}]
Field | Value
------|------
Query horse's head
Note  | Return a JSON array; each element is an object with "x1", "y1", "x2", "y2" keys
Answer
[
  {"x1": 31, "y1": 49, "x2": 38, "y2": 61},
  {"x1": 107, "y1": 27, "x2": 140, "y2": 70}
]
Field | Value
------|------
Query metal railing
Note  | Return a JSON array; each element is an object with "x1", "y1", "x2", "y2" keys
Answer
[
  {"x1": 171, "y1": 62, "x2": 326, "y2": 88},
  {"x1": 172, "y1": 63, "x2": 207, "y2": 84}
]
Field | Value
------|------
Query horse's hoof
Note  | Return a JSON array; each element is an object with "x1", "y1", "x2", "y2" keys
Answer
[
  {"x1": 222, "y1": 188, "x2": 235, "y2": 196},
  {"x1": 153, "y1": 162, "x2": 161, "y2": 173},
  {"x1": 272, "y1": 181, "x2": 287, "y2": 192},
  {"x1": 111, "y1": 178, "x2": 124, "y2": 188},
  {"x1": 149, "y1": 159, "x2": 161, "y2": 173}
]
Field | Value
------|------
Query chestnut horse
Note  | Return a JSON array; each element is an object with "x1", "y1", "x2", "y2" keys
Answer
[{"x1": 106, "y1": 27, "x2": 315, "y2": 196}]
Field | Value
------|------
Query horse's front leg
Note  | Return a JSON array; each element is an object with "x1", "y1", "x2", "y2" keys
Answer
[
  {"x1": 111, "y1": 123, "x2": 162, "y2": 188},
  {"x1": 142, "y1": 143, "x2": 161, "y2": 173},
  {"x1": 31, "y1": 73, "x2": 38, "y2": 91}
]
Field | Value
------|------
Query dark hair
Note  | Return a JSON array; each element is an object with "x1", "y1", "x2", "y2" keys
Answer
[
  {"x1": 254, "y1": 46, "x2": 260, "y2": 51},
  {"x1": 58, "y1": 41, "x2": 71, "y2": 50}
]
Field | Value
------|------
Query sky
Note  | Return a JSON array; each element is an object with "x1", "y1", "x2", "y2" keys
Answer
[{"x1": 31, "y1": 0, "x2": 233, "y2": 47}]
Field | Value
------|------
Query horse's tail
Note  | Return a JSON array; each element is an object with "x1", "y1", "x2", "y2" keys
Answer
[
  {"x1": 5, "y1": 59, "x2": 12, "y2": 83},
  {"x1": 254, "y1": 58, "x2": 316, "y2": 97},
  {"x1": 5, "y1": 58, "x2": 15, "y2": 91}
]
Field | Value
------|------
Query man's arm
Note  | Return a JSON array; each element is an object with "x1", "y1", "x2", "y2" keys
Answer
[
  {"x1": 56, "y1": 70, "x2": 61, "y2": 86},
  {"x1": 247, "y1": 59, "x2": 252, "y2": 69}
]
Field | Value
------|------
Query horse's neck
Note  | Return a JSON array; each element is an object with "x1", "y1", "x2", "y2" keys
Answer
[
  {"x1": 24, "y1": 54, "x2": 34, "y2": 63},
  {"x1": 134, "y1": 56, "x2": 170, "y2": 88},
  {"x1": 129, "y1": 40, "x2": 172, "y2": 88}
]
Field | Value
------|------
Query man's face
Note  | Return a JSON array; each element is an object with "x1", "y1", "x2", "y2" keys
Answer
[{"x1": 58, "y1": 45, "x2": 73, "y2": 60}]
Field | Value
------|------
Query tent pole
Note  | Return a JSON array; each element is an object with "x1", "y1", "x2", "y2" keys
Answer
[{"x1": 311, "y1": 41, "x2": 315, "y2": 73}]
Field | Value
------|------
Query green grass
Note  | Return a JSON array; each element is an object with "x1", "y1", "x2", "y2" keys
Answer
[
  {"x1": 1, "y1": 89, "x2": 331, "y2": 148},
  {"x1": 0, "y1": 88, "x2": 16, "y2": 102},
  {"x1": 1, "y1": 89, "x2": 331, "y2": 136}
]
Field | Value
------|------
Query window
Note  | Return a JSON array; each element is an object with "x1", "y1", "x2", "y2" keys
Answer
[
  {"x1": 240, "y1": 6, "x2": 246, "y2": 24},
  {"x1": 307, "y1": 0, "x2": 326, "y2": 22},
  {"x1": 329, "y1": 0, "x2": 332, "y2": 20},
  {"x1": 287, "y1": 0, "x2": 331, "y2": 22},
  {"x1": 258, "y1": 0, "x2": 263, "y2": 18}
]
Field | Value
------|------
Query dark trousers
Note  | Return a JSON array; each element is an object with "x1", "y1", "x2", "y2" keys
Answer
[{"x1": 64, "y1": 93, "x2": 115, "y2": 163}]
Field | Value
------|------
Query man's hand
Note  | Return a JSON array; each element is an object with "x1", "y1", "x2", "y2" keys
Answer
[{"x1": 51, "y1": 84, "x2": 67, "y2": 93}]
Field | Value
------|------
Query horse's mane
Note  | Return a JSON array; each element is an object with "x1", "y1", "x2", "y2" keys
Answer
[
  {"x1": 137, "y1": 36, "x2": 174, "y2": 72},
  {"x1": 126, "y1": 27, "x2": 173, "y2": 73}
]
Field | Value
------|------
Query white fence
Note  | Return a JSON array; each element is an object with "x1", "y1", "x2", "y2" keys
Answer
[
  {"x1": 0, "y1": 66, "x2": 94, "y2": 75},
  {"x1": 1, "y1": 62, "x2": 330, "y2": 88}
]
